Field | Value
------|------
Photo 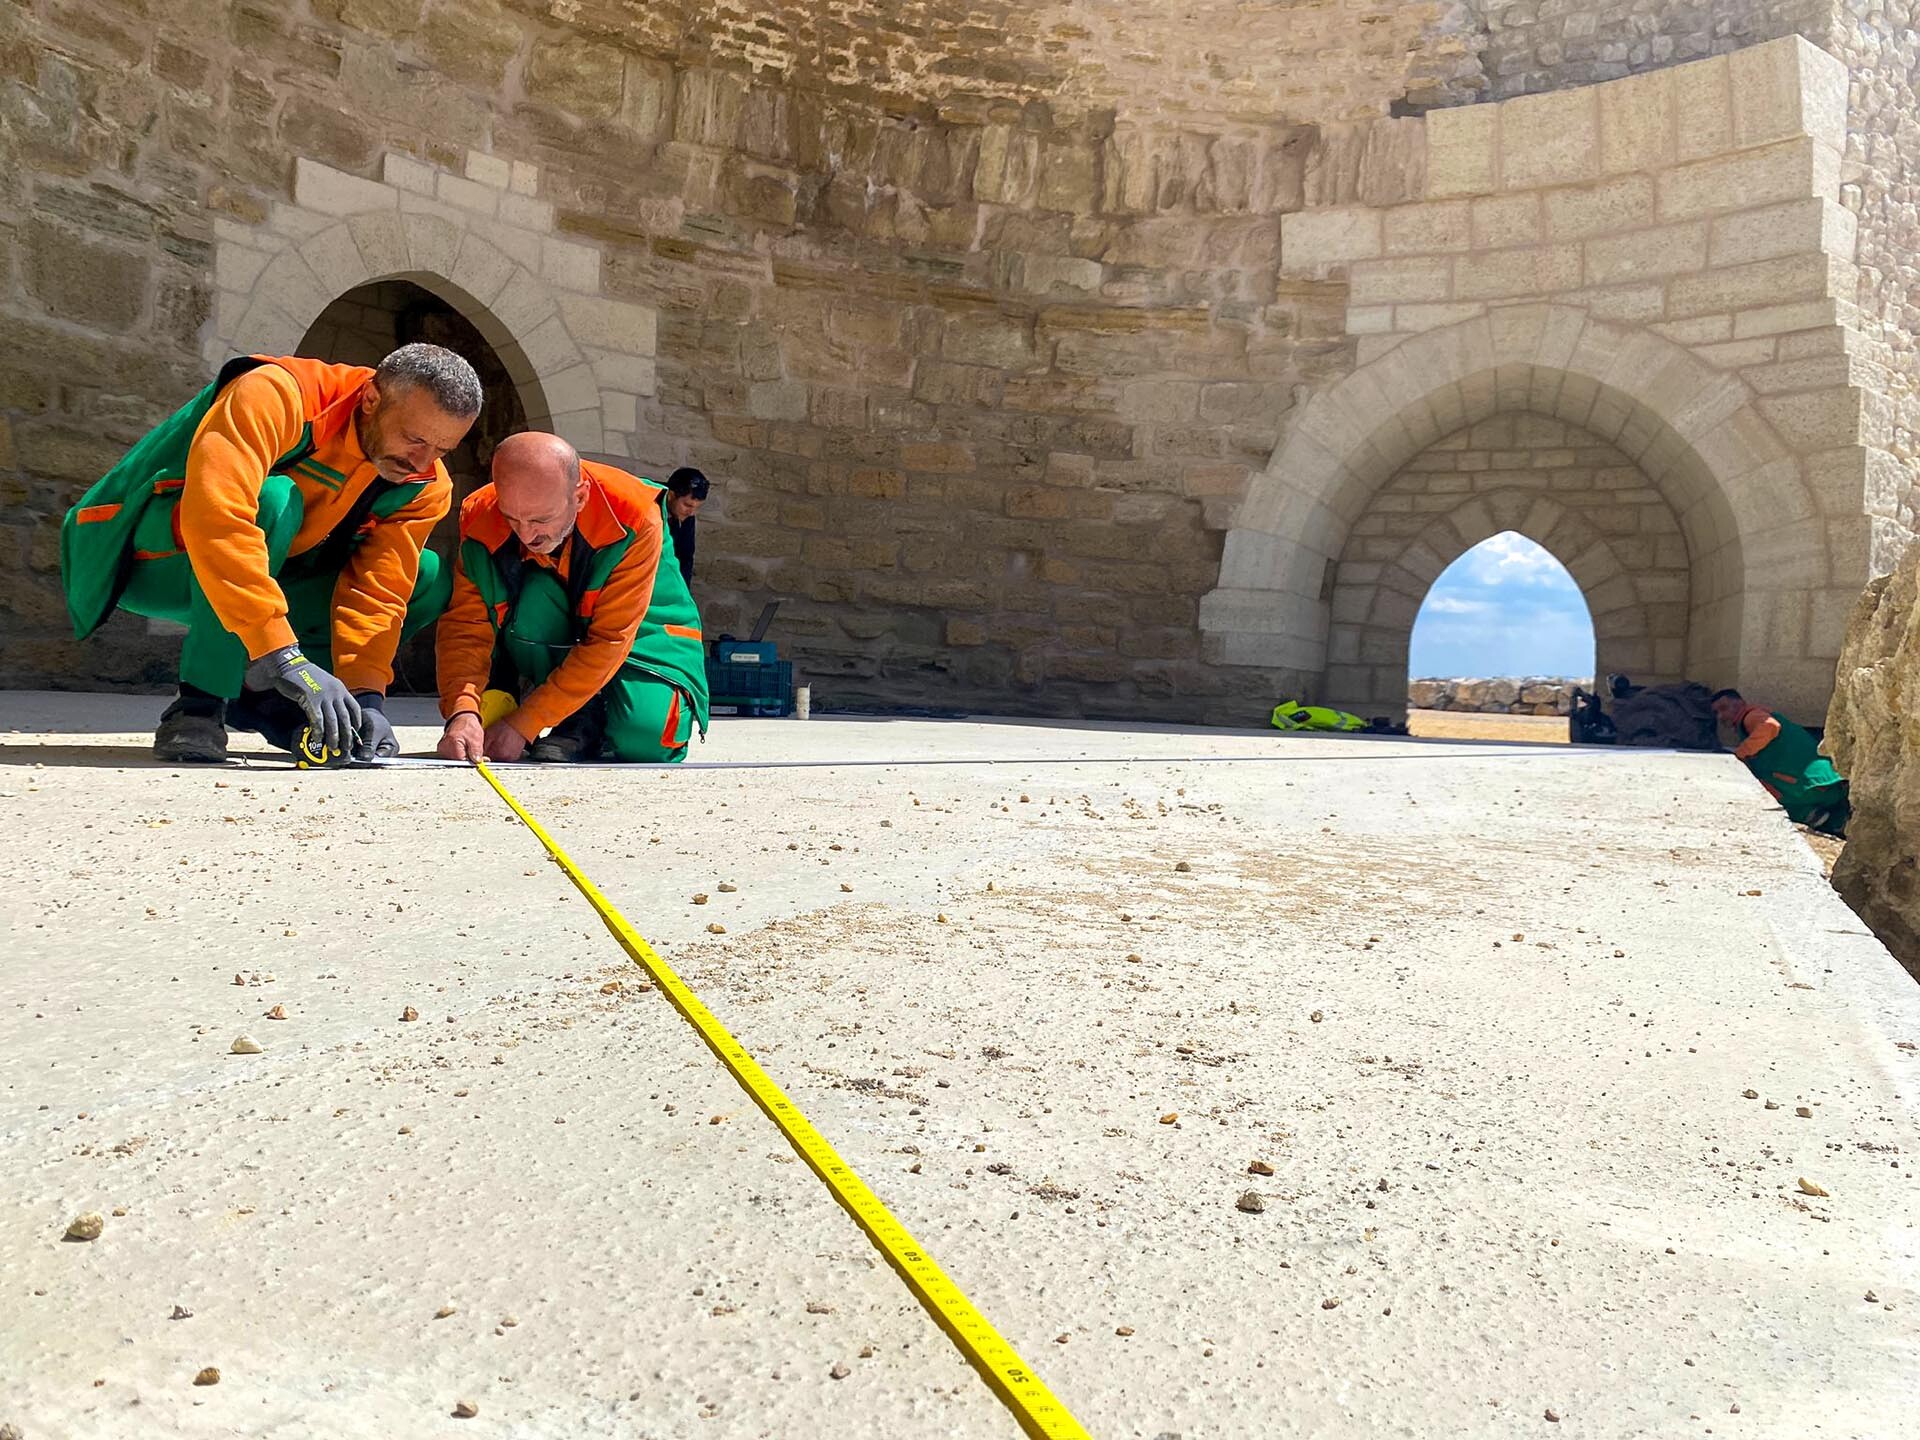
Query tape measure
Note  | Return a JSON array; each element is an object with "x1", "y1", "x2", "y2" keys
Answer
[
  {"x1": 473, "y1": 762, "x2": 1090, "y2": 1440},
  {"x1": 295, "y1": 726, "x2": 348, "y2": 769}
]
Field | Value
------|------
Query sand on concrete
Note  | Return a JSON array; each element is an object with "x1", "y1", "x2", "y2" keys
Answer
[
  {"x1": 1408, "y1": 708, "x2": 1569, "y2": 744},
  {"x1": 2, "y1": 692, "x2": 1917, "y2": 1439}
]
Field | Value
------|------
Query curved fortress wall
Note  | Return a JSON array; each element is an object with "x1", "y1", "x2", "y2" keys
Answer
[{"x1": 0, "y1": 2, "x2": 1910, "y2": 721}]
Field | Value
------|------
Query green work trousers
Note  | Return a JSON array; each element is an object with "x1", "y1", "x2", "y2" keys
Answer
[
  {"x1": 502, "y1": 567, "x2": 694, "y2": 763},
  {"x1": 116, "y1": 472, "x2": 450, "y2": 698}
]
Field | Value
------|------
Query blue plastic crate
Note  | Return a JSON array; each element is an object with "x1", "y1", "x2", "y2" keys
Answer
[{"x1": 706, "y1": 657, "x2": 793, "y2": 716}]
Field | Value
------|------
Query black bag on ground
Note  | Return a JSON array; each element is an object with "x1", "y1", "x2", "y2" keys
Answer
[{"x1": 1608, "y1": 680, "x2": 1719, "y2": 750}]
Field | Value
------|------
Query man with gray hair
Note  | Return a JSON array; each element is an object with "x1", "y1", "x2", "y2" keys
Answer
[{"x1": 62, "y1": 343, "x2": 482, "y2": 763}]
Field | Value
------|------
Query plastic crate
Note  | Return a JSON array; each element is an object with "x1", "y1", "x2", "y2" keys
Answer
[{"x1": 706, "y1": 657, "x2": 793, "y2": 716}]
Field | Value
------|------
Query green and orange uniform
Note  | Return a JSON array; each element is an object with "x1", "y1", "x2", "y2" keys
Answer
[
  {"x1": 61, "y1": 356, "x2": 453, "y2": 707},
  {"x1": 436, "y1": 460, "x2": 709, "y2": 763},
  {"x1": 1727, "y1": 701, "x2": 1850, "y2": 831}
]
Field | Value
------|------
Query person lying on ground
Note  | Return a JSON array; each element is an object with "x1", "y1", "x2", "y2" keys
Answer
[
  {"x1": 61, "y1": 345, "x2": 480, "y2": 764},
  {"x1": 434, "y1": 433, "x2": 709, "y2": 765},
  {"x1": 1709, "y1": 688, "x2": 1850, "y2": 837}
]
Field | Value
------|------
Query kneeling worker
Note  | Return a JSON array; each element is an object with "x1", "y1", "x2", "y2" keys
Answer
[
  {"x1": 62, "y1": 344, "x2": 481, "y2": 762},
  {"x1": 1710, "y1": 688, "x2": 1850, "y2": 836},
  {"x1": 435, "y1": 433, "x2": 708, "y2": 764}
]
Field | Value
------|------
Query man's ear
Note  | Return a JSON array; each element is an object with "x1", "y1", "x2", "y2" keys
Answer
[{"x1": 360, "y1": 379, "x2": 382, "y2": 416}]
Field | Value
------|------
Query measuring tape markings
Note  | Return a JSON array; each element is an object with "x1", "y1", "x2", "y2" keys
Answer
[{"x1": 472, "y1": 761, "x2": 1090, "y2": 1440}]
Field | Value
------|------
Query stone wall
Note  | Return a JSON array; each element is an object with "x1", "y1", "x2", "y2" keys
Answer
[
  {"x1": 1409, "y1": 676, "x2": 1586, "y2": 714},
  {"x1": 0, "y1": 0, "x2": 1484, "y2": 713},
  {"x1": 1206, "y1": 39, "x2": 1888, "y2": 726},
  {"x1": 1331, "y1": 415, "x2": 1689, "y2": 690},
  {"x1": 0, "y1": 8, "x2": 1912, "y2": 725},
  {"x1": 1825, "y1": 539, "x2": 1920, "y2": 975},
  {"x1": 1459, "y1": 0, "x2": 1832, "y2": 102}
]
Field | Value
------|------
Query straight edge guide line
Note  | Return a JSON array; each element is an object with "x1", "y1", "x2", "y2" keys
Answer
[{"x1": 473, "y1": 761, "x2": 1092, "y2": 1440}]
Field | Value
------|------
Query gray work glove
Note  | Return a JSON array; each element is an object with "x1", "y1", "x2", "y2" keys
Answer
[
  {"x1": 243, "y1": 645, "x2": 362, "y2": 760},
  {"x1": 352, "y1": 692, "x2": 399, "y2": 762}
]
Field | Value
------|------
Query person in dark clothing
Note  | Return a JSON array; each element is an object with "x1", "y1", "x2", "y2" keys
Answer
[{"x1": 664, "y1": 467, "x2": 708, "y2": 586}]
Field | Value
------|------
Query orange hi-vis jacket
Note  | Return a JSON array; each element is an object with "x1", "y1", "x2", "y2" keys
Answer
[
  {"x1": 436, "y1": 462, "x2": 668, "y2": 740},
  {"x1": 182, "y1": 358, "x2": 452, "y2": 692}
]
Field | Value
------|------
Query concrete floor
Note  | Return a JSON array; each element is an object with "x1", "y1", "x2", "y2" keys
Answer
[{"x1": 2, "y1": 692, "x2": 1916, "y2": 1439}]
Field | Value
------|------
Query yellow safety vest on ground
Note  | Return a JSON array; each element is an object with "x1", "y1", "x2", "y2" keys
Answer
[{"x1": 1270, "y1": 700, "x2": 1366, "y2": 732}]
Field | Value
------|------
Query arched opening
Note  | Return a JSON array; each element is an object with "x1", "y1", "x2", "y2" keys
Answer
[
  {"x1": 296, "y1": 279, "x2": 529, "y2": 692},
  {"x1": 1323, "y1": 407, "x2": 1691, "y2": 716},
  {"x1": 1202, "y1": 306, "x2": 1860, "y2": 723},
  {"x1": 1407, "y1": 532, "x2": 1595, "y2": 732}
]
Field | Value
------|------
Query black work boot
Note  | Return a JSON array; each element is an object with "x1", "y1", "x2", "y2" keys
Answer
[
  {"x1": 528, "y1": 696, "x2": 608, "y2": 763},
  {"x1": 153, "y1": 689, "x2": 228, "y2": 764},
  {"x1": 226, "y1": 687, "x2": 306, "y2": 755}
]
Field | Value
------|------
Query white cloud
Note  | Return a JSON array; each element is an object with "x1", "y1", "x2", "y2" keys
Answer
[
  {"x1": 1464, "y1": 531, "x2": 1565, "y2": 586},
  {"x1": 1423, "y1": 595, "x2": 1491, "y2": 615}
]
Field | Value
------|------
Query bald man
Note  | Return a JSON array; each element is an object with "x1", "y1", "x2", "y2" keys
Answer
[{"x1": 434, "y1": 434, "x2": 709, "y2": 764}]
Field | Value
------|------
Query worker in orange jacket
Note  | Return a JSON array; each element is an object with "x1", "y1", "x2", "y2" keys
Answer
[
  {"x1": 435, "y1": 433, "x2": 709, "y2": 764},
  {"x1": 61, "y1": 345, "x2": 481, "y2": 763}
]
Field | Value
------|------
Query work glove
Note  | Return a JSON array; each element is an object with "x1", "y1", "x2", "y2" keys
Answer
[
  {"x1": 243, "y1": 645, "x2": 362, "y2": 760},
  {"x1": 353, "y1": 692, "x2": 400, "y2": 762}
]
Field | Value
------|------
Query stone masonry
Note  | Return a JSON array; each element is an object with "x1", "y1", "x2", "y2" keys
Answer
[{"x1": 0, "y1": 4, "x2": 1914, "y2": 725}]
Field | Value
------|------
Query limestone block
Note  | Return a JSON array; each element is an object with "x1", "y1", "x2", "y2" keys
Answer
[
  {"x1": 942, "y1": 312, "x2": 1035, "y2": 369},
  {"x1": 1671, "y1": 54, "x2": 1733, "y2": 164},
  {"x1": 1453, "y1": 244, "x2": 1581, "y2": 302},
  {"x1": 521, "y1": 313, "x2": 583, "y2": 376},
  {"x1": 540, "y1": 237, "x2": 600, "y2": 292},
  {"x1": 550, "y1": 407, "x2": 605, "y2": 455},
  {"x1": 1471, "y1": 194, "x2": 1542, "y2": 249},
  {"x1": 293, "y1": 158, "x2": 397, "y2": 217},
  {"x1": 1583, "y1": 222, "x2": 1707, "y2": 285},
  {"x1": 1759, "y1": 387, "x2": 1866, "y2": 451},
  {"x1": 1346, "y1": 305, "x2": 1395, "y2": 335},
  {"x1": 394, "y1": 211, "x2": 464, "y2": 286},
  {"x1": 600, "y1": 390, "x2": 637, "y2": 433},
  {"x1": 1693, "y1": 338, "x2": 1779, "y2": 370},
  {"x1": 1500, "y1": 89, "x2": 1599, "y2": 192},
  {"x1": 1348, "y1": 255, "x2": 1453, "y2": 306},
  {"x1": 587, "y1": 348, "x2": 657, "y2": 398},
  {"x1": 269, "y1": 204, "x2": 338, "y2": 243},
  {"x1": 469, "y1": 216, "x2": 544, "y2": 272},
  {"x1": 1018, "y1": 255, "x2": 1102, "y2": 296},
  {"x1": 1279, "y1": 206, "x2": 1382, "y2": 274},
  {"x1": 1707, "y1": 198, "x2": 1835, "y2": 270},
  {"x1": 215, "y1": 243, "x2": 273, "y2": 295},
  {"x1": 299, "y1": 223, "x2": 373, "y2": 297},
  {"x1": 255, "y1": 252, "x2": 331, "y2": 329},
  {"x1": 1598, "y1": 67, "x2": 1674, "y2": 174},
  {"x1": 747, "y1": 380, "x2": 809, "y2": 422},
  {"x1": 510, "y1": 161, "x2": 539, "y2": 197},
  {"x1": 497, "y1": 193, "x2": 554, "y2": 233},
  {"x1": 1666, "y1": 254, "x2": 1834, "y2": 321},
  {"x1": 1731, "y1": 298, "x2": 1839, "y2": 339},
  {"x1": 489, "y1": 267, "x2": 555, "y2": 338},
  {"x1": 1657, "y1": 140, "x2": 1819, "y2": 223},
  {"x1": 1356, "y1": 336, "x2": 1406, "y2": 366},
  {"x1": 1425, "y1": 104, "x2": 1497, "y2": 200},
  {"x1": 1544, "y1": 175, "x2": 1654, "y2": 241},
  {"x1": 382, "y1": 153, "x2": 438, "y2": 197},
  {"x1": 1383, "y1": 200, "x2": 1470, "y2": 256},
  {"x1": 542, "y1": 362, "x2": 599, "y2": 416},
  {"x1": 346, "y1": 212, "x2": 408, "y2": 280},
  {"x1": 554, "y1": 293, "x2": 655, "y2": 356},
  {"x1": 448, "y1": 231, "x2": 515, "y2": 308},
  {"x1": 1572, "y1": 284, "x2": 1666, "y2": 324},
  {"x1": 465, "y1": 150, "x2": 511, "y2": 190}
]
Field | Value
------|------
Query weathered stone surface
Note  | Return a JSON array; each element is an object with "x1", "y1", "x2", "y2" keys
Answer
[{"x1": 1827, "y1": 545, "x2": 1920, "y2": 975}]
